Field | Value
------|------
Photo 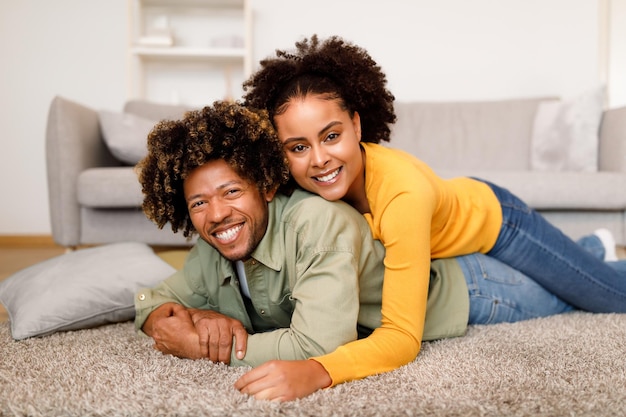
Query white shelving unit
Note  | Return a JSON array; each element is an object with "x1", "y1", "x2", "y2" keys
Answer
[{"x1": 128, "y1": 0, "x2": 252, "y2": 106}]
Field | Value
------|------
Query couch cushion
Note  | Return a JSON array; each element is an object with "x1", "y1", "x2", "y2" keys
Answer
[
  {"x1": 78, "y1": 167, "x2": 143, "y2": 208},
  {"x1": 436, "y1": 170, "x2": 626, "y2": 210},
  {"x1": 99, "y1": 110, "x2": 157, "y2": 165},
  {"x1": 390, "y1": 97, "x2": 553, "y2": 171},
  {"x1": 123, "y1": 100, "x2": 192, "y2": 121}
]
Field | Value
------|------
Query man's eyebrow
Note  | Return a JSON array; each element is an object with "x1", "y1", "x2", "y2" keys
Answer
[
  {"x1": 282, "y1": 121, "x2": 343, "y2": 145},
  {"x1": 185, "y1": 180, "x2": 243, "y2": 202}
]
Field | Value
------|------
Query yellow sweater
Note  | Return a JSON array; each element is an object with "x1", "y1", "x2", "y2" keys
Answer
[{"x1": 313, "y1": 142, "x2": 503, "y2": 386}]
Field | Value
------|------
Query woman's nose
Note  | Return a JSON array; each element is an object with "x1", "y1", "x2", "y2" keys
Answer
[{"x1": 311, "y1": 146, "x2": 330, "y2": 168}]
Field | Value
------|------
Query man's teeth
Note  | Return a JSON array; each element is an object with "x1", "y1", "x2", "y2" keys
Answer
[
  {"x1": 215, "y1": 224, "x2": 243, "y2": 240},
  {"x1": 316, "y1": 168, "x2": 340, "y2": 183}
]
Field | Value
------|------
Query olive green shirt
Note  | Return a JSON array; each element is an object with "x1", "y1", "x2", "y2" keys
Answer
[{"x1": 135, "y1": 190, "x2": 469, "y2": 367}]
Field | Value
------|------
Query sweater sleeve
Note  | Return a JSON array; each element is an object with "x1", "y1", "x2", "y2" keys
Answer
[{"x1": 312, "y1": 168, "x2": 436, "y2": 385}]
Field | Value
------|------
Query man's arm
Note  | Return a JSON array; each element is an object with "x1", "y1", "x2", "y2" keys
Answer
[{"x1": 143, "y1": 302, "x2": 248, "y2": 363}]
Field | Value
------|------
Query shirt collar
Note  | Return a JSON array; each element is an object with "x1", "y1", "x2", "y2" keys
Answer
[{"x1": 246, "y1": 193, "x2": 288, "y2": 272}]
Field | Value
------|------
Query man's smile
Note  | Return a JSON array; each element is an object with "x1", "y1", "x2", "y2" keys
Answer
[{"x1": 213, "y1": 223, "x2": 244, "y2": 243}]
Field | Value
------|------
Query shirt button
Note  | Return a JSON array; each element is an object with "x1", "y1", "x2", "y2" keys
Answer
[
  {"x1": 260, "y1": 310, "x2": 265, "y2": 315},
  {"x1": 251, "y1": 260, "x2": 257, "y2": 265},
  {"x1": 138, "y1": 294, "x2": 146, "y2": 301}
]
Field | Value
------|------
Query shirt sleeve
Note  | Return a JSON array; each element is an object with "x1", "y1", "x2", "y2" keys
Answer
[
  {"x1": 134, "y1": 247, "x2": 209, "y2": 334},
  {"x1": 135, "y1": 274, "x2": 208, "y2": 332},
  {"x1": 312, "y1": 154, "x2": 437, "y2": 385}
]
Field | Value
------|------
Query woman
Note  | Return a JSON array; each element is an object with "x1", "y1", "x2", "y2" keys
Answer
[{"x1": 235, "y1": 34, "x2": 626, "y2": 401}]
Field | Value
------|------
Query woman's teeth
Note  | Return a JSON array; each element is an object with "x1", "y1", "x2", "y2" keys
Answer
[{"x1": 316, "y1": 168, "x2": 340, "y2": 183}]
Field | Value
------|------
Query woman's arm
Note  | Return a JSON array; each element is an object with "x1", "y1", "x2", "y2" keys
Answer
[
  {"x1": 315, "y1": 187, "x2": 433, "y2": 384},
  {"x1": 234, "y1": 190, "x2": 434, "y2": 400}
]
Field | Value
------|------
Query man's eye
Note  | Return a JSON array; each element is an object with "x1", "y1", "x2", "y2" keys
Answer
[
  {"x1": 225, "y1": 189, "x2": 243, "y2": 197},
  {"x1": 190, "y1": 201, "x2": 205, "y2": 209}
]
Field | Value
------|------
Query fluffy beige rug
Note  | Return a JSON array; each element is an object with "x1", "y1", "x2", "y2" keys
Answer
[{"x1": 1, "y1": 312, "x2": 625, "y2": 417}]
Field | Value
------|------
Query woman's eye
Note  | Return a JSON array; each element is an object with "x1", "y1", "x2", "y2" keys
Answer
[
  {"x1": 325, "y1": 133, "x2": 339, "y2": 142},
  {"x1": 291, "y1": 144, "x2": 307, "y2": 153}
]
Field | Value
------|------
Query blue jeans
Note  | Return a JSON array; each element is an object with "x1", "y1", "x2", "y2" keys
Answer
[
  {"x1": 459, "y1": 234, "x2": 602, "y2": 324},
  {"x1": 462, "y1": 180, "x2": 626, "y2": 322}
]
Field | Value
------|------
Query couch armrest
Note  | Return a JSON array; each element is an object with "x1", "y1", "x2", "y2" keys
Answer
[
  {"x1": 599, "y1": 106, "x2": 626, "y2": 172},
  {"x1": 45, "y1": 96, "x2": 120, "y2": 247}
]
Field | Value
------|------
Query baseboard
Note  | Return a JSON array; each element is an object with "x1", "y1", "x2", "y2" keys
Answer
[{"x1": 0, "y1": 235, "x2": 59, "y2": 248}]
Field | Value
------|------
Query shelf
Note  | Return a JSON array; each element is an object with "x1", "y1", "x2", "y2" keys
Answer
[
  {"x1": 131, "y1": 46, "x2": 246, "y2": 60},
  {"x1": 140, "y1": 0, "x2": 244, "y2": 7},
  {"x1": 128, "y1": 0, "x2": 251, "y2": 105}
]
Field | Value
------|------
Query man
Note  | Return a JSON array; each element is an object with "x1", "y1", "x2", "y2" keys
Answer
[{"x1": 134, "y1": 101, "x2": 468, "y2": 367}]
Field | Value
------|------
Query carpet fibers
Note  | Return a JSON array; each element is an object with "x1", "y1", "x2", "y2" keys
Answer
[{"x1": 1, "y1": 312, "x2": 625, "y2": 417}]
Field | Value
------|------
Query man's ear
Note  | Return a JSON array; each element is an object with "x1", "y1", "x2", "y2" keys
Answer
[
  {"x1": 264, "y1": 186, "x2": 279, "y2": 202},
  {"x1": 353, "y1": 111, "x2": 362, "y2": 141}
]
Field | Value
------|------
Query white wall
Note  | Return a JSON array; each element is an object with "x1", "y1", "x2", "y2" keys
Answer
[
  {"x1": 0, "y1": 0, "x2": 623, "y2": 235},
  {"x1": 0, "y1": 0, "x2": 128, "y2": 234},
  {"x1": 250, "y1": 0, "x2": 604, "y2": 102},
  {"x1": 610, "y1": 0, "x2": 626, "y2": 107}
]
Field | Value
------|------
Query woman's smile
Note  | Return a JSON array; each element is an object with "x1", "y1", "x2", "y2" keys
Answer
[{"x1": 312, "y1": 167, "x2": 342, "y2": 184}]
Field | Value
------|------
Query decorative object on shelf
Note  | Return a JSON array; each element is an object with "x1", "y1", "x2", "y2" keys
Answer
[{"x1": 137, "y1": 14, "x2": 173, "y2": 47}]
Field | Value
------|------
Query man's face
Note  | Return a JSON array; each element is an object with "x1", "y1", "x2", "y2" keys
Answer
[{"x1": 183, "y1": 160, "x2": 276, "y2": 261}]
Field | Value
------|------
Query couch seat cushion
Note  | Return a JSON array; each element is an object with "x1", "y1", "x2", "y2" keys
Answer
[
  {"x1": 78, "y1": 167, "x2": 143, "y2": 208},
  {"x1": 437, "y1": 170, "x2": 626, "y2": 210}
]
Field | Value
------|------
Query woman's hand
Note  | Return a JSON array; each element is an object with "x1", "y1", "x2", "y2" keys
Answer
[{"x1": 234, "y1": 359, "x2": 332, "y2": 402}]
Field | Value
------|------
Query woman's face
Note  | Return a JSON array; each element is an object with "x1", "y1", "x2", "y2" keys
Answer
[{"x1": 273, "y1": 95, "x2": 364, "y2": 204}]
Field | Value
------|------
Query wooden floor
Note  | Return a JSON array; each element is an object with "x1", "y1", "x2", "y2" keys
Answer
[{"x1": 1, "y1": 241, "x2": 626, "y2": 325}]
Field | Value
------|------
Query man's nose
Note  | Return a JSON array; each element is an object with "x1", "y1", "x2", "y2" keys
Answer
[{"x1": 208, "y1": 200, "x2": 232, "y2": 223}]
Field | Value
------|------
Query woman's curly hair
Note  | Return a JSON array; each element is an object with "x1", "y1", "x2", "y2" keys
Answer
[
  {"x1": 137, "y1": 100, "x2": 290, "y2": 238},
  {"x1": 243, "y1": 34, "x2": 396, "y2": 143}
]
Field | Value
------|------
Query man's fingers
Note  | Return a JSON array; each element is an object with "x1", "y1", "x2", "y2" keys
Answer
[
  {"x1": 206, "y1": 321, "x2": 222, "y2": 363},
  {"x1": 193, "y1": 314, "x2": 248, "y2": 363},
  {"x1": 233, "y1": 327, "x2": 248, "y2": 360},
  {"x1": 196, "y1": 324, "x2": 210, "y2": 358},
  {"x1": 217, "y1": 321, "x2": 234, "y2": 364}
]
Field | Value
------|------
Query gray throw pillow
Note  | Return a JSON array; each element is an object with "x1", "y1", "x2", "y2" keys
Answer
[
  {"x1": 530, "y1": 86, "x2": 604, "y2": 172},
  {"x1": 0, "y1": 242, "x2": 175, "y2": 340},
  {"x1": 98, "y1": 110, "x2": 158, "y2": 165}
]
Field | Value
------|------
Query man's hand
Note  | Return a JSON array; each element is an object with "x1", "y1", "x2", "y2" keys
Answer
[
  {"x1": 188, "y1": 309, "x2": 248, "y2": 364},
  {"x1": 234, "y1": 359, "x2": 332, "y2": 402},
  {"x1": 143, "y1": 303, "x2": 204, "y2": 359}
]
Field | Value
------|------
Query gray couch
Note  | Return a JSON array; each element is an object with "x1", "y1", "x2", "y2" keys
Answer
[
  {"x1": 46, "y1": 95, "x2": 626, "y2": 249},
  {"x1": 46, "y1": 96, "x2": 195, "y2": 248}
]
